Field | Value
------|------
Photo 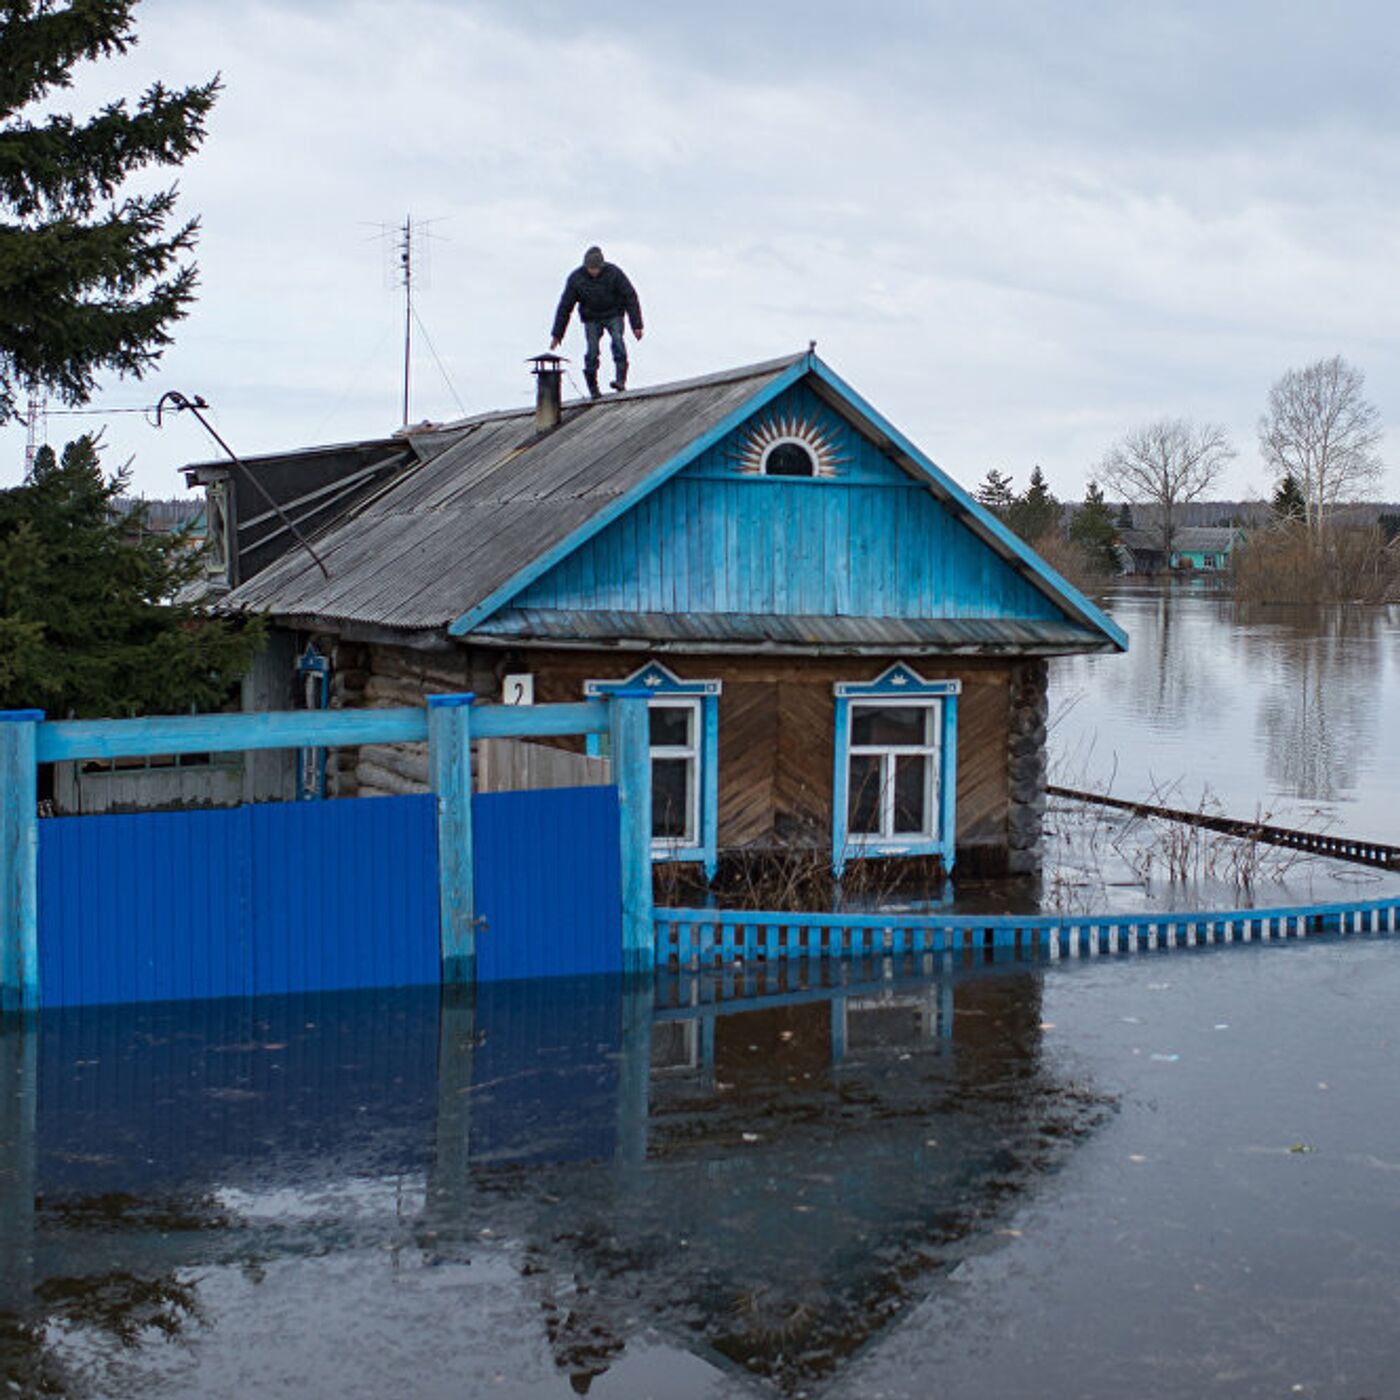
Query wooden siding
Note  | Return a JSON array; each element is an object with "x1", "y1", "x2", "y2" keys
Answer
[
  {"x1": 525, "y1": 651, "x2": 1012, "y2": 857},
  {"x1": 509, "y1": 385, "x2": 1062, "y2": 625}
]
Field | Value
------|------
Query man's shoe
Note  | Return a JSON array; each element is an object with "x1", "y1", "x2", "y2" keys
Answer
[
  {"x1": 585, "y1": 374, "x2": 601, "y2": 400},
  {"x1": 610, "y1": 366, "x2": 628, "y2": 392}
]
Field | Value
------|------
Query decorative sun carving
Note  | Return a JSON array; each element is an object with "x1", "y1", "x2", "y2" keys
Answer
[{"x1": 734, "y1": 411, "x2": 847, "y2": 478}]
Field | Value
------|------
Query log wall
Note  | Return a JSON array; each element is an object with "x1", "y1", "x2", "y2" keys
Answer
[{"x1": 315, "y1": 638, "x2": 1046, "y2": 875}]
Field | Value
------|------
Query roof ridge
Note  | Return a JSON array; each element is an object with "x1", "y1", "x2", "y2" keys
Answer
[{"x1": 415, "y1": 350, "x2": 810, "y2": 436}]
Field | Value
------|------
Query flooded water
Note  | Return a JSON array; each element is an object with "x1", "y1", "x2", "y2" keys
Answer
[
  {"x1": 1050, "y1": 584, "x2": 1400, "y2": 843},
  {"x1": 6, "y1": 941, "x2": 1400, "y2": 1398}
]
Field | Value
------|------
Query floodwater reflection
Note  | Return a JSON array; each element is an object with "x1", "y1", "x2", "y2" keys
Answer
[
  {"x1": 0, "y1": 965, "x2": 1106, "y2": 1397},
  {"x1": 1052, "y1": 586, "x2": 1400, "y2": 838}
]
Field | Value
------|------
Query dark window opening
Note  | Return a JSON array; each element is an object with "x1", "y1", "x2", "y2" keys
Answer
[{"x1": 764, "y1": 443, "x2": 816, "y2": 477}]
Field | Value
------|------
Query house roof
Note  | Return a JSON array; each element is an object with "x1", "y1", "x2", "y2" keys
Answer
[
  {"x1": 211, "y1": 351, "x2": 1127, "y2": 655},
  {"x1": 1120, "y1": 526, "x2": 1242, "y2": 554}
]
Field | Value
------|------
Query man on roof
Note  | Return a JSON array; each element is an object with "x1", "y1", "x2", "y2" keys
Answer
[{"x1": 550, "y1": 246, "x2": 644, "y2": 399}]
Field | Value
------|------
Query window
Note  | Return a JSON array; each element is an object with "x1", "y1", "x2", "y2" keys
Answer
[
  {"x1": 846, "y1": 702, "x2": 941, "y2": 840},
  {"x1": 832, "y1": 665, "x2": 960, "y2": 876},
  {"x1": 649, "y1": 698, "x2": 700, "y2": 845},
  {"x1": 584, "y1": 663, "x2": 721, "y2": 878},
  {"x1": 763, "y1": 441, "x2": 816, "y2": 477}
]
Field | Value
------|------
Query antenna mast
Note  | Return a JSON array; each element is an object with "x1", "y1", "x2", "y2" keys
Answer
[
  {"x1": 23, "y1": 393, "x2": 46, "y2": 476},
  {"x1": 400, "y1": 214, "x2": 413, "y2": 426}
]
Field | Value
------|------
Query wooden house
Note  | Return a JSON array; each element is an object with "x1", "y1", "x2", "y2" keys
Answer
[
  {"x1": 189, "y1": 350, "x2": 1126, "y2": 882},
  {"x1": 1118, "y1": 525, "x2": 1243, "y2": 575}
]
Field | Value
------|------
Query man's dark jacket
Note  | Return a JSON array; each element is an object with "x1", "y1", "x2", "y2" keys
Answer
[{"x1": 551, "y1": 262, "x2": 643, "y2": 339}]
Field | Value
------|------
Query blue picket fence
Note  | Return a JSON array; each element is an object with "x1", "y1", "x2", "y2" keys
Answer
[{"x1": 653, "y1": 897, "x2": 1400, "y2": 969}]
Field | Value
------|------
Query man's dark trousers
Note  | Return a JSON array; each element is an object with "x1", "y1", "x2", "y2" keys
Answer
[{"x1": 583, "y1": 316, "x2": 627, "y2": 389}]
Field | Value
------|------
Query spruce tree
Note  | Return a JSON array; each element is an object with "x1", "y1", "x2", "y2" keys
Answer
[
  {"x1": 1271, "y1": 473, "x2": 1307, "y2": 523},
  {"x1": 975, "y1": 468, "x2": 1015, "y2": 517},
  {"x1": 1068, "y1": 481, "x2": 1121, "y2": 574},
  {"x1": 0, "y1": 435, "x2": 261, "y2": 716},
  {"x1": 0, "y1": 2, "x2": 219, "y2": 423},
  {"x1": 1006, "y1": 465, "x2": 1061, "y2": 544}
]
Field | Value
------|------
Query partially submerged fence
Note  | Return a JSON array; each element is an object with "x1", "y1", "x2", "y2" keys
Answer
[
  {"x1": 1049, "y1": 784, "x2": 1400, "y2": 872},
  {"x1": 0, "y1": 693, "x2": 655, "y2": 1012},
  {"x1": 652, "y1": 897, "x2": 1400, "y2": 970}
]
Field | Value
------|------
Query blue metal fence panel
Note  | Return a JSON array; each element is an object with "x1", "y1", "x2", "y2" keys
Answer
[
  {"x1": 245, "y1": 796, "x2": 440, "y2": 996},
  {"x1": 37, "y1": 795, "x2": 439, "y2": 1007},
  {"x1": 473, "y1": 786, "x2": 622, "y2": 981},
  {"x1": 39, "y1": 808, "x2": 249, "y2": 1007}
]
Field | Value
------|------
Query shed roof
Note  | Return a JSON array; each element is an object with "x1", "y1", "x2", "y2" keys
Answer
[{"x1": 212, "y1": 351, "x2": 1126, "y2": 655}]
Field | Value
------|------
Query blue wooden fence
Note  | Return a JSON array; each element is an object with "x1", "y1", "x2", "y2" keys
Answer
[
  {"x1": 653, "y1": 898, "x2": 1400, "y2": 969},
  {"x1": 0, "y1": 693, "x2": 655, "y2": 1012}
]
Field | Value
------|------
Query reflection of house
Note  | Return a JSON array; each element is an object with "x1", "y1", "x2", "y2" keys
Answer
[
  {"x1": 1118, "y1": 525, "x2": 1243, "y2": 575},
  {"x1": 9, "y1": 968, "x2": 1106, "y2": 1398},
  {"x1": 188, "y1": 350, "x2": 1126, "y2": 879}
]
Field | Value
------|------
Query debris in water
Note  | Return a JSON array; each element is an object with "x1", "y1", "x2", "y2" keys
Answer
[{"x1": 1288, "y1": 1142, "x2": 1315, "y2": 1155}]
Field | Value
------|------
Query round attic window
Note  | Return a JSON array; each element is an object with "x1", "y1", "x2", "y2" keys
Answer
[{"x1": 763, "y1": 441, "x2": 816, "y2": 477}]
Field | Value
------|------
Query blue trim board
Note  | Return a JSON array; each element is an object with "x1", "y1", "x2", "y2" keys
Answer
[{"x1": 448, "y1": 354, "x2": 814, "y2": 636}]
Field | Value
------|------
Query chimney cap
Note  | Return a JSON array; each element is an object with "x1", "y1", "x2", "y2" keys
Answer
[{"x1": 527, "y1": 352, "x2": 567, "y2": 374}]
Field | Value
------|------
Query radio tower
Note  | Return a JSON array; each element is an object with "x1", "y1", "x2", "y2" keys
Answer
[{"x1": 23, "y1": 393, "x2": 46, "y2": 477}]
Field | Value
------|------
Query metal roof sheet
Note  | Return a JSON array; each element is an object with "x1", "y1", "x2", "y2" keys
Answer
[{"x1": 214, "y1": 355, "x2": 805, "y2": 631}]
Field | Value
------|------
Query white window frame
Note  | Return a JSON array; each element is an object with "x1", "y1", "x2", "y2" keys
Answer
[
  {"x1": 845, "y1": 699, "x2": 942, "y2": 844},
  {"x1": 831, "y1": 664, "x2": 960, "y2": 877},
  {"x1": 648, "y1": 696, "x2": 702, "y2": 853}
]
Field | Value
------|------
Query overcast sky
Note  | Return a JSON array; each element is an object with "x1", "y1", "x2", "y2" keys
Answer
[{"x1": 4, "y1": 0, "x2": 1399, "y2": 502}]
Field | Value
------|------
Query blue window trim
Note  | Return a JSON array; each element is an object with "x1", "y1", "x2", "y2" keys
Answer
[
  {"x1": 831, "y1": 662, "x2": 960, "y2": 877},
  {"x1": 584, "y1": 663, "x2": 721, "y2": 880}
]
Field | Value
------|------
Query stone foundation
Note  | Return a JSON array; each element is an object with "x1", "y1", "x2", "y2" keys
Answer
[{"x1": 1005, "y1": 659, "x2": 1049, "y2": 876}]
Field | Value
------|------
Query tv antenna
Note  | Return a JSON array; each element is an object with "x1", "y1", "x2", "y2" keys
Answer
[
  {"x1": 364, "y1": 214, "x2": 450, "y2": 427},
  {"x1": 22, "y1": 392, "x2": 47, "y2": 476}
]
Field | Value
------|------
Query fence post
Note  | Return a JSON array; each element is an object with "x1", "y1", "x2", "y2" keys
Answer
[
  {"x1": 0, "y1": 711, "x2": 43, "y2": 1013},
  {"x1": 610, "y1": 688, "x2": 653, "y2": 973},
  {"x1": 428, "y1": 694, "x2": 476, "y2": 986}
]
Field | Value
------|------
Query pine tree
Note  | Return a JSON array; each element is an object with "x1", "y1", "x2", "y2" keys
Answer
[
  {"x1": 1271, "y1": 473, "x2": 1307, "y2": 523},
  {"x1": 1068, "y1": 481, "x2": 1121, "y2": 574},
  {"x1": 0, "y1": 435, "x2": 262, "y2": 717},
  {"x1": 0, "y1": 2, "x2": 219, "y2": 423},
  {"x1": 1006, "y1": 465, "x2": 1061, "y2": 544},
  {"x1": 975, "y1": 468, "x2": 1015, "y2": 517}
]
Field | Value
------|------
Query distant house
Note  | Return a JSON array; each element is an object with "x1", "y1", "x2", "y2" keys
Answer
[
  {"x1": 185, "y1": 351, "x2": 1126, "y2": 882},
  {"x1": 1118, "y1": 525, "x2": 1243, "y2": 575}
]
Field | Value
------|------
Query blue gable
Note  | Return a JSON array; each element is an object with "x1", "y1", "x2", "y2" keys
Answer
[{"x1": 482, "y1": 383, "x2": 1065, "y2": 627}]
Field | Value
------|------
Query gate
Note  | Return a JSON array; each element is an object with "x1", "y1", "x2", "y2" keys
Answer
[{"x1": 474, "y1": 786, "x2": 623, "y2": 981}]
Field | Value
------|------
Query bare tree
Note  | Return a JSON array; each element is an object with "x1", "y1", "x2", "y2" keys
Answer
[
  {"x1": 1097, "y1": 419, "x2": 1235, "y2": 558},
  {"x1": 1258, "y1": 355, "x2": 1384, "y2": 533}
]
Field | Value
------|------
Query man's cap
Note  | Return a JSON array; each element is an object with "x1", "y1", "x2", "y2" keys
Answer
[{"x1": 583, "y1": 246, "x2": 604, "y2": 269}]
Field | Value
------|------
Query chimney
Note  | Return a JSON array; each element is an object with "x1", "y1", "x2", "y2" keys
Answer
[{"x1": 528, "y1": 353, "x2": 564, "y2": 432}]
